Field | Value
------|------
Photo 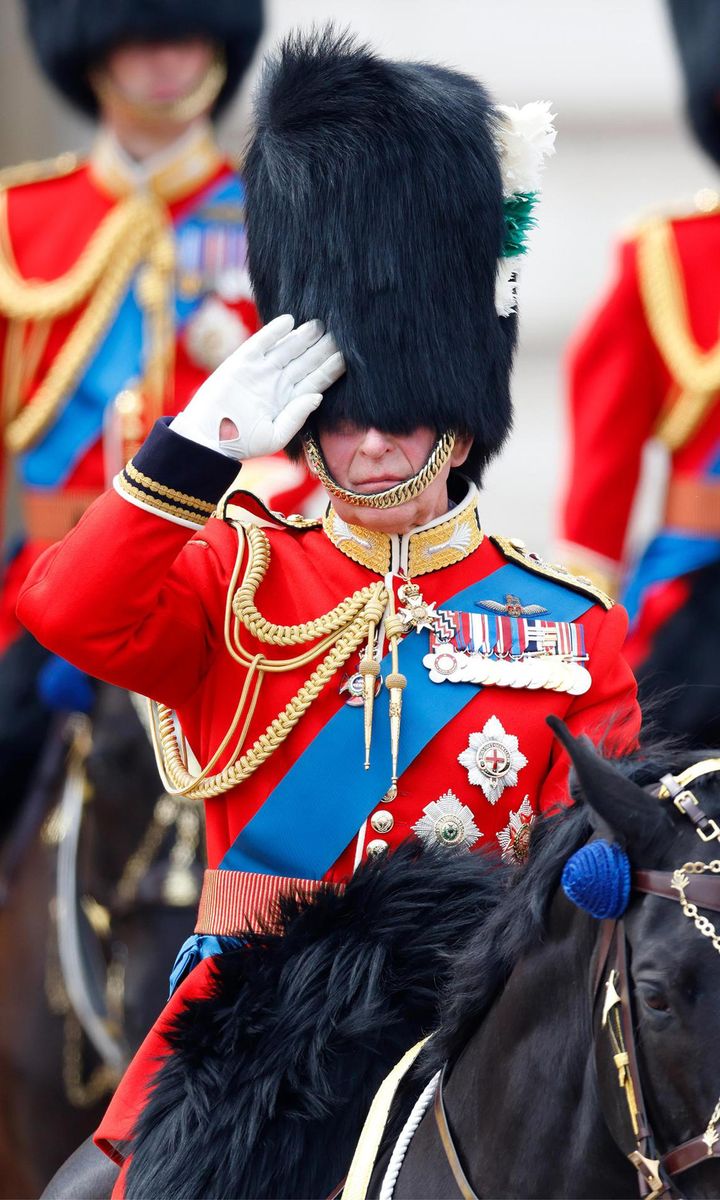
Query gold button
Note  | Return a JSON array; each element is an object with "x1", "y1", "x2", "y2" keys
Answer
[
  {"x1": 371, "y1": 809, "x2": 394, "y2": 834},
  {"x1": 366, "y1": 838, "x2": 388, "y2": 859}
]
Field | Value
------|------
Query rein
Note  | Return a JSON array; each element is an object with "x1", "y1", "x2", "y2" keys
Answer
[{"x1": 430, "y1": 759, "x2": 720, "y2": 1200}]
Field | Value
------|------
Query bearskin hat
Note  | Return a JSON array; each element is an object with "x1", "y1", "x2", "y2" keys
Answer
[
  {"x1": 244, "y1": 28, "x2": 517, "y2": 484},
  {"x1": 667, "y1": 0, "x2": 720, "y2": 166},
  {"x1": 22, "y1": 0, "x2": 264, "y2": 117}
]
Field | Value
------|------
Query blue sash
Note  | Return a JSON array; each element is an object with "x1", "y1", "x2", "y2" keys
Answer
[
  {"x1": 20, "y1": 175, "x2": 245, "y2": 488},
  {"x1": 220, "y1": 562, "x2": 594, "y2": 880}
]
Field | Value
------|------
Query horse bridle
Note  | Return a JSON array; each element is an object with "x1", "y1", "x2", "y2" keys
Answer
[
  {"x1": 590, "y1": 761, "x2": 720, "y2": 1200},
  {"x1": 432, "y1": 760, "x2": 720, "y2": 1200}
]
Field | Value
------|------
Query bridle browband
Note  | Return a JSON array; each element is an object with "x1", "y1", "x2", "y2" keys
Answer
[{"x1": 432, "y1": 759, "x2": 720, "y2": 1200}]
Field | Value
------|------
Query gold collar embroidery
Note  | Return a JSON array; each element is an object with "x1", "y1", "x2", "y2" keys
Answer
[
  {"x1": 322, "y1": 482, "x2": 484, "y2": 576},
  {"x1": 89, "y1": 123, "x2": 223, "y2": 204}
]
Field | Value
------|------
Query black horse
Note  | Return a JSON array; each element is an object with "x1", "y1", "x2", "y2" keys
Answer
[
  {"x1": 357, "y1": 721, "x2": 720, "y2": 1200},
  {"x1": 0, "y1": 679, "x2": 203, "y2": 1199},
  {"x1": 42, "y1": 723, "x2": 720, "y2": 1200}
]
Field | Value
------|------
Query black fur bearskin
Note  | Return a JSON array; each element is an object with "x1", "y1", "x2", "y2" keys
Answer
[
  {"x1": 667, "y1": 0, "x2": 720, "y2": 166},
  {"x1": 244, "y1": 27, "x2": 517, "y2": 485},
  {"x1": 22, "y1": 0, "x2": 263, "y2": 117},
  {"x1": 124, "y1": 842, "x2": 506, "y2": 1199}
]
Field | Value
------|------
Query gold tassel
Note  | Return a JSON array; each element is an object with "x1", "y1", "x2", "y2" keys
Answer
[{"x1": 384, "y1": 592, "x2": 407, "y2": 802}]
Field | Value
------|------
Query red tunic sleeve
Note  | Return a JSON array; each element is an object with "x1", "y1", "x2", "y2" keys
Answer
[
  {"x1": 538, "y1": 601, "x2": 640, "y2": 814},
  {"x1": 17, "y1": 420, "x2": 242, "y2": 710},
  {"x1": 559, "y1": 238, "x2": 667, "y2": 573}
]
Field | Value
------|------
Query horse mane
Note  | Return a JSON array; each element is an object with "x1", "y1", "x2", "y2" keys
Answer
[{"x1": 429, "y1": 736, "x2": 693, "y2": 1068}]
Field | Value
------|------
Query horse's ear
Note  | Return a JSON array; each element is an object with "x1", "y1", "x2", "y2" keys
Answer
[{"x1": 547, "y1": 717, "x2": 672, "y2": 854}]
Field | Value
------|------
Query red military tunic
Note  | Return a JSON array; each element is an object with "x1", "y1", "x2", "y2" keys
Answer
[
  {"x1": 0, "y1": 124, "x2": 318, "y2": 650},
  {"x1": 558, "y1": 198, "x2": 720, "y2": 666},
  {"x1": 18, "y1": 419, "x2": 640, "y2": 1181}
]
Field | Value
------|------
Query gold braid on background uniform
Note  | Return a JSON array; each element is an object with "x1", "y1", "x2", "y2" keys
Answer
[
  {"x1": 0, "y1": 188, "x2": 175, "y2": 452},
  {"x1": 637, "y1": 218, "x2": 720, "y2": 452},
  {"x1": 303, "y1": 429, "x2": 456, "y2": 508},
  {"x1": 149, "y1": 523, "x2": 399, "y2": 801}
]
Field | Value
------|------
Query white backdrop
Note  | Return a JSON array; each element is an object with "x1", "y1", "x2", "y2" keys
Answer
[{"x1": 1, "y1": 0, "x2": 717, "y2": 553}]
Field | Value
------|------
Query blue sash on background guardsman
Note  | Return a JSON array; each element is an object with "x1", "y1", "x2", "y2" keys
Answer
[
  {"x1": 220, "y1": 563, "x2": 596, "y2": 881},
  {"x1": 622, "y1": 455, "x2": 720, "y2": 628},
  {"x1": 19, "y1": 175, "x2": 246, "y2": 488}
]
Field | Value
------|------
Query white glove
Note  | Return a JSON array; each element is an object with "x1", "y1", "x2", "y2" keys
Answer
[{"x1": 170, "y1": 314, "x2": 345, "y2": 460}]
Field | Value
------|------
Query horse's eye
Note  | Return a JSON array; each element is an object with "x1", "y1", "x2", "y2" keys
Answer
[{"x1": 639, "y1": 987, "x2": 671, "y2": 1016}]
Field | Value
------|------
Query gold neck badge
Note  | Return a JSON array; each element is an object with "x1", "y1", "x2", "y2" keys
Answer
[{"x1": 322, "y1": 483, "x2": 484, "y2": 577}]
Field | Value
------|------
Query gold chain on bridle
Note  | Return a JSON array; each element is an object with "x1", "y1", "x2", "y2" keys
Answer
[{"x1": 671, "y1": 858, "x2": 720, "y2": 1156}]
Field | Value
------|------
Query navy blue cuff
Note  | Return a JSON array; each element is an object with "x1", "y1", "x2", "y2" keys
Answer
[{"x1": 117, "y1": 418, "x2": 241, "y2": 526}]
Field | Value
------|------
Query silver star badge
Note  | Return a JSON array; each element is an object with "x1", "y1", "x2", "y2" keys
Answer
[
  {"x1": 412, "y1": 790, "x2": 481, "y2": 851},
  {"x1": 458, "y1": 715, "x2": 528, "y2": 804}
]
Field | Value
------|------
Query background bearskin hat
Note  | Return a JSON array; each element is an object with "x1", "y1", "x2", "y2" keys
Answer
[
  {"x1": 667, "y1": 0, "x2": 720, "y2": 166},
  {"x1": 22, "y1": 0, "x2": 264, "y2": 117},
  {"x1": 245, "y1": 28, "x2": 517, "y2": 484}
]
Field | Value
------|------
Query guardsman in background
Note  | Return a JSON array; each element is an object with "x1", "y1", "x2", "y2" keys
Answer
[
  {"x1": 21, "y1": 30, "x2": 640, "y2": 1199},
  {"x1": 558, "y1": 0, "x2": 720, "y2": 745},
  {"x1": 0, "y1": 0, "x2": 314, "y2": 824}
]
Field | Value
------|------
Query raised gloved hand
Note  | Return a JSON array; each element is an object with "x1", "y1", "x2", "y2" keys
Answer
[{"x1": 170, "y1": 314, "x2": 345, "y2": 461}]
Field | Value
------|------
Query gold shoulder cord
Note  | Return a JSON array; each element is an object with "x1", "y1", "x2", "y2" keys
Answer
[
  {"x1": 150, "y1": 524, "x2": 389, "y2": 800},
  {"x1": 0, "y1": 187, "x2": 175, "y2": 452},
  {"x1": 637, "y1": 218, "x2": 720, "y2": 451}
]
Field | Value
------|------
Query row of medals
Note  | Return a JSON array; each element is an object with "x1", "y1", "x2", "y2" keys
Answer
[{"x1": 424, "y1": 647, "x2": 591, "y2": 695}]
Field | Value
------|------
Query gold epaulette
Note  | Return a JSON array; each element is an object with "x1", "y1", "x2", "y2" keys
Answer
[
  {"x1": 490, "y1": 534, "x2": 614, "y2": 610},
  {"x1": 0, "y1": 151, "x2": 82, "y2": 192},
  {"x1": 220, "y1": 487, "x2": 323, "y2": 531}
]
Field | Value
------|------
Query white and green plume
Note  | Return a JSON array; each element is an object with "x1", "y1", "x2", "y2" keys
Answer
[{"x1": 494, "y1": 101, "x2": 557, "y2": 316}]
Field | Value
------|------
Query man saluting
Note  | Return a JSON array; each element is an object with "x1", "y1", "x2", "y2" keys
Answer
[{"x1": 20, "y1": 29, "x2": 640, "y2": 1200}]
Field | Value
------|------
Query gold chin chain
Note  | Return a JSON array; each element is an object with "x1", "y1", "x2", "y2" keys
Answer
[
  {"x1": 150, "y1": 523, "x2": 405, "y2": 801},
  {"x1": 89, "y1": 52, "x2": 227, "y2": 126},
  {"x1": 0, "y1": 189, "x2": 175, "y2": 453},
  {"x1": 303, "y1": 430, "x2": 456, "y2": 509}
]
